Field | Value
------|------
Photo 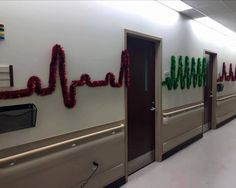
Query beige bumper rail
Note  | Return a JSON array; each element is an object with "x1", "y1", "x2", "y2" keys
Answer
[
  {"x1": 217, "y1": 93, "x2": 236, "y2": 102},
  {"x1": 163, "y1": 103, "x2": 204, "y2": 117},
  {"x1": 0, "y1": 124, "x2": 124, "y2": 168}
]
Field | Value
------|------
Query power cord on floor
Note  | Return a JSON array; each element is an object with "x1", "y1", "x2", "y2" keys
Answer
[{"x1": 70, "y1": 161, "x2": 99, "y2": 188}]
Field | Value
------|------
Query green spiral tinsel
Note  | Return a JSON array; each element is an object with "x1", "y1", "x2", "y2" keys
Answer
[{"x1": 163, "y1": 55, "x2": 207, "y2": 90}]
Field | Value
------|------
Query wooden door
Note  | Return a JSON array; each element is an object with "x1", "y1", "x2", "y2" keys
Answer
[
  {"x1": 127, "y1": 36, "x2": 156, "y2": 174},
  {"x1": 204, "y1": 54, "x2": 213, "y2": 132}
]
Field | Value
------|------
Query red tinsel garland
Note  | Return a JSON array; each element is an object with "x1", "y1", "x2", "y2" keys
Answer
[
  {"x1": 217, "y1": 62, "x2": 236, "y2": 82},
  {"x1": 0, "y1": 44, "x2": 130, "y2": 108}
]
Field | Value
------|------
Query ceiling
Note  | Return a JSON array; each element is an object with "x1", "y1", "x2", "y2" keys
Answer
[{"x1": 182, "y1": 0, "x2": 236, "y2": 32}]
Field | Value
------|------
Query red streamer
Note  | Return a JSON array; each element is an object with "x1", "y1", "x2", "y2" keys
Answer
[
  {"x1": 217, "y1": 62, "x2": 236, "y2": 82},
  {"x1": 0, "y1": 44, "x2": 130, "y2": 108}
]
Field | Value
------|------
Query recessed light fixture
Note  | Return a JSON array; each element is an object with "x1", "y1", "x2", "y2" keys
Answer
[
  {"x1": 195, "y1": 17, "x2": 236, "y2": 40},
  {"x1": 158, "y1": 0, "x2": 192, "y2": 12}
]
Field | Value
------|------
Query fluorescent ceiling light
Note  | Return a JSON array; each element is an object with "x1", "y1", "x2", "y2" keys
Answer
[
  {"x1": 195, "y1": 17, "x2": 236, "y2": 40},
  {"x1": 158, "y1": 0, "x2": 192, "y2": 12}
]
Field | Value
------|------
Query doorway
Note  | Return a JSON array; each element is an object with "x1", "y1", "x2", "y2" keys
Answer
[
  {"x1": 126, "y1": 33, "x2": 160, "y2": 175},
  {"x1": 203, "y1": 51, "x2": 217, "y2": 132}
]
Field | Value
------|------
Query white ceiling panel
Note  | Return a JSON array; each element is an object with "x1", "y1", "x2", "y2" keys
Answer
[
  {"x1": 197, "y1": 4, "x2": 231, "y2": 15},
  {"x1": 182, "y1": 0, "x2": 224, "y2": 9},
  {"x1": 223, "y1": 0, "x2": 236, "y2": 12},
  {"x1": 182, "y1": 0, "x2": 236, "y2": 32}
]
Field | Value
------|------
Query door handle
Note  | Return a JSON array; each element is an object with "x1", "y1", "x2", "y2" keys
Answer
[{"x1": 150, "y1": 107, "x2": 156, "y2": 111}]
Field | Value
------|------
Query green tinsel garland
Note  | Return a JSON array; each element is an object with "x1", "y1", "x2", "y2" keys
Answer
[{"x1": 163, "y1": 56, "x2": 207, "y2": 90}]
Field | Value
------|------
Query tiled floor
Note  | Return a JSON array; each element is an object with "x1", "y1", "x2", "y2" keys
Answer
[{"x1": 122, "y1": 120, "x2": 236, "y2": 188}]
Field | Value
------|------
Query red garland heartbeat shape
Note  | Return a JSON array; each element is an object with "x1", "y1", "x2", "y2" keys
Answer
[
  {"x1": 217, "y1": 62, "x2": 236, "y2": 82},
  {"x1": 0, "y1": 44, "x2": 130, "y2": 108}
]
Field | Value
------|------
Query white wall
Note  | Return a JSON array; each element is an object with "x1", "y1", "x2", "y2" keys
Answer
[{"x1": 1, "y1": 1, "x2": 236, "y2": 149}]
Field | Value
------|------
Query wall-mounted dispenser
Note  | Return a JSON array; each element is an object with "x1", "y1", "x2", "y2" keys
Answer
[
  {"x1": 217, "y1": 83, "x2": 224, "y2": 92},
  {"x1": 0, "y1": 65, "x2": 14, "y2": 87},
  {"x1": 0, "y1": 103, "x2": 37, "y2": 134}
]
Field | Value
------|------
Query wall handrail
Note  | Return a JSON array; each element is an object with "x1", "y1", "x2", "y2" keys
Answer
[
  {"x1": 217, "y1": 93, "x2": 236, "y2": 102},
  {"x1": 163, "y1": 103, "x2": 204, "y2": 117},
  {"x1": 0, "y1": 124, "x2": 124, "y2": 167}
]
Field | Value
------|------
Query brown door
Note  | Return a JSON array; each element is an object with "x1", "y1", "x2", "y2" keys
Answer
[
  {"x1": 204, "y1": 54, "x2": 213, "y2": 132},
  {"x1": 127, "y1": 36, "x2": 155, "y2": 174}
]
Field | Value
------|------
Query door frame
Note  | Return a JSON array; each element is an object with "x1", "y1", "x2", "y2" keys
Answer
[
  {"x1": 204, "y1": 49, "x2": 217, "y2": 130},
  {"x1": 124, "y1": 29, "x2": 162, "y2": 179}
]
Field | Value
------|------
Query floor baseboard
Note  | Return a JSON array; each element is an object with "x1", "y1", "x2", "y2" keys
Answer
[
  {"x1": 104, "y1": 176, "x2": 126, "y2": 188},
  {"x1": 162, "y1": 134, "x2": 203, "y2": 160},
  {"x1": 217, "y1": 114, "x2": 236, "y2": 129}
]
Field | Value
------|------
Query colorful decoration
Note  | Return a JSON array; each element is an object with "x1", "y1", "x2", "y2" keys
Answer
[
  {"x1": 217, "y1": 62, "x2": 236, "y2": 82},
  {"x1": 0, "y1": 24, "x2": 4, "y2": 40},
  {"x1": 162, "y1": 56, "x2": 207, "y2": 90},
  {"x1": 0, "y1": 44, "x2": 130, "y2": 108}
]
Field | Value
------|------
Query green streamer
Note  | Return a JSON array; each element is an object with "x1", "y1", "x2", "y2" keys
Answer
[
  {"x1": 172, "y1": 56, "x2": 178, "y2": 90},
  {"x1": 185, "y1": 56, "x2": 191, "y2": 89},
  {"x1": 162, "y1": 55, "x2": 207, "y2": 90},
  {"x1": 178, "y1": 56, "x2": 185, "y2": 90},
  {"x1": 197, "y1": 58, "x2": 202, "y2": 87},
  {"x1": 202, "y1": 58, "x2": 207, "y2": 86},
  {"x1": 191, "y1": 57, "x2": 197, "y2": 88}
]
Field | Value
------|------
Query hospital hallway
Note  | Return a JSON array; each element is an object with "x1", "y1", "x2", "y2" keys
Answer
[
  {"x1": 123, "y1": 119, "x2": 236, "y2": 188},
  {"x1": 3, "y1": 1, "x2": 236, "y2": 188}
]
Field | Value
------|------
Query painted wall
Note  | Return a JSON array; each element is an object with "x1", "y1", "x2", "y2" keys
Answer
[{"x1": 1, "y1": 1, "x2": 236, "y2": 149}]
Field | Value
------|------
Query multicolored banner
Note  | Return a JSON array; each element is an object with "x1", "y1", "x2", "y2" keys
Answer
[{"x1": 0, "y1": 24, "x2": 5, "y2": 40}]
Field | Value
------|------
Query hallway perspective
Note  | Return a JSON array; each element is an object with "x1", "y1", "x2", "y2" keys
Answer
[
  {"x1": 3, "y1": 1, "x2": 236, "y2": 188},
  {"x1": 123, "y1": 120, "x2": 236, "y2": 188}
]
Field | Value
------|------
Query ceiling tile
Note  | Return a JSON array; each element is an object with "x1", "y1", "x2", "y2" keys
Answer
[
  {"x1": 223, "y1": 0, "x2": 236, "y2": 12},
  {"x1": 183, "y1": 0, "x2": 224, "y2": 9},
  {"x1": 182, "y1": 0, "x2": 236, "y2": 33},
  {"x1": 196, "y1": 4, "x2": 232, "y2": 15}
]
